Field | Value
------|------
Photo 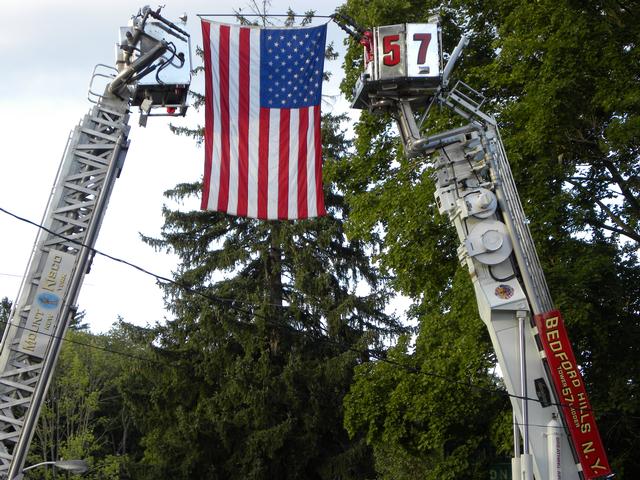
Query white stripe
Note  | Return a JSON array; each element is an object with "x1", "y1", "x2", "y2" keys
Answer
[
  {"x1": 306, "y1": 106, "x2": 317, "y2": 217},
  {"x1": 288, "y1": 109, "x2": 299, "y2": 219},
  {"x1": 226, "y1": 26, "x2": 240, "y2": 215},
  {"x1": 247, "y1": 28, "x2": 261, "y2": 218},
  {"x1": 267, "y1": 109, "x2": 280, "y2": 219},
  {"x1": 209, "y1": 24, "x2": 222, "y2": 211},
  {"x1": 288, "y1": 108, "x2": 300, "y2": 219}
]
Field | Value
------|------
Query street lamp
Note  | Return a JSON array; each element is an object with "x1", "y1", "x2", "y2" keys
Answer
[{"x1": 13, "y1": 459, "x2": 88, "y2": 478}]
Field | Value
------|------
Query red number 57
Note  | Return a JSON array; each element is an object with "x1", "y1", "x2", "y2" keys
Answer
[{"x1": 382, "y1": 32, "x2": 432, "y2": 66}]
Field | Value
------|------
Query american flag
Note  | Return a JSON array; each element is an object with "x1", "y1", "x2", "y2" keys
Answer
[{"x1": 201, "y1": 20, "x2": 327, "y2": 220}]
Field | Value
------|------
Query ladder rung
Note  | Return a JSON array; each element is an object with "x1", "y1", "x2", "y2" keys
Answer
[
  {"x1": 0, "y1": 379, "x2": 34, "y2": 393},
  {"x1": 75, "y1": 143, "x2": 116, "y2": 151},
  {"x1": 0, "y1": 415, "x2": 24, "y2": 427},
  {"x1": 80, "y1": 126, "x2": 119, "y2": 143}
]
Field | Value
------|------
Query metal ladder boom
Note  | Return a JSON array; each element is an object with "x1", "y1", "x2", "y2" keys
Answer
[
  {"x1": 0, "y1": 91, "x2": 131, "y2": 479},
  {"x1": 0, "y1": 8, "x2": 191, "y2": 476}
]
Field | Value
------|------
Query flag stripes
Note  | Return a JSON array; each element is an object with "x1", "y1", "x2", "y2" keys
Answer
[{"x1": 201, "y1": 20, "x2": 326, "y2": 220}]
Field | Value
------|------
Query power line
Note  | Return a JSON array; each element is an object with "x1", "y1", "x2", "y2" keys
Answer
[
  {"x1": 0, "y1": 273, "x2": 23, "y2": 279},
  {"x1": 0, "y1": 205, "x2": 610, "y2": 416},
  {"x1": 0, "y1": 206, "x2": 283, "y2": 310},
  {"x1": 196, "y1": 13, "x2": 335, "y2": 19}
]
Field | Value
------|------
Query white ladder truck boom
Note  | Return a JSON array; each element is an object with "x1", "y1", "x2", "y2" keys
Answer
[
  {"x1": 0, "y1": 7, "x2": 191, "y2": 478},
  {"x1": 340, "y1": 15, "x2": 612, "y2": 480}
]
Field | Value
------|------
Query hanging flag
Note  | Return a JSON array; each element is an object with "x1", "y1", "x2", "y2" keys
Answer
[{"x1": 201, "y1": 19, "x2": 327, "y2": 220}]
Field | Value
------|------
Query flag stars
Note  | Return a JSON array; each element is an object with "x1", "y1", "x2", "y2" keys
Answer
[{"x1": 261, "y1": 25, "x2": 324, "y2": 108}]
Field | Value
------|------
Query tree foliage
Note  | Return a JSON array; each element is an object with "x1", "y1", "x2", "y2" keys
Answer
[
  {"x1": 337, "y1": 0, "x2": 640, "y2": 477},
  {"x1": 14, "y1": 2, "x2": 640, "y2": 478},
  {"x1": 26, "y1": 322, "x2": 147, "y2": 479},
  {"x1": 0, "y1": 297, "x2": 11, "y2": 339},
  {"x1": 122, "y1": 109, "x2": 403, "y2": 479}
]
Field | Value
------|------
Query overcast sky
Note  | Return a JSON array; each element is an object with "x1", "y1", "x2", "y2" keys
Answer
[{"x1": 0, "y1": 0, "x2": 350, "y2": 333}]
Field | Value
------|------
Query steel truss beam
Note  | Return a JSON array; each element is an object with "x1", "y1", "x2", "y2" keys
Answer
[{"x1": 0, "y1": 93, "x2": 130, "y2": 478}]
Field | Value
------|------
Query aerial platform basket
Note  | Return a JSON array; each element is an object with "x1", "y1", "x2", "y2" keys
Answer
[{"x1": 351, "y1": 22, "x2": 443, "y2": 110}]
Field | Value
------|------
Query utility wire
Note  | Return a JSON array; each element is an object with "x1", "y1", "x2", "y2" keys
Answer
[
  {"x1": 0, "y1": 205, "x2": 609, "y2": 416},
  {"x1": 196, "y1": 13, "x2": 334, "y2": 18},
  {"x1": 0, "y1": 316, "x2": 168, "y2": 369}
]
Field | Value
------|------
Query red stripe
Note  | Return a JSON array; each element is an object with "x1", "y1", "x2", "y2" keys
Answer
[
  {"x1": 237, "y1": 27, "x2": 250, "y2": 217},
  {"x1": 217, "y1": 25, "x2": 231, "y2": 212},
  {"x1": 313, "y1": 105, "x2": 325, "y2": 215},
  {"x1": 297, "y1": 107, "x2": 309, "y2": 219},
  {"x1": 257, "y1": 108, "x2": 270, "y2": 219},
  {"x1": 278, "y1": 110, "x2": 290, "y2": 220},
  {"x1": 201, "y1": 21, "x2": 213, "y2": 210}
]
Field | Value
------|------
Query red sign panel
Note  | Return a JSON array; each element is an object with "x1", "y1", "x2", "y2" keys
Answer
[{"x1": 534, "y1": 310, "x2": 611, "y2": 479}]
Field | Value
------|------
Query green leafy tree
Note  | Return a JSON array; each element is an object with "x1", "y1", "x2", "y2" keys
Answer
[
  {"x1": 0, "y1": 297, "x2": 11, "y2": 338},
  {"x1": 337, "y1": 0, "x2": 640, "y2": 478},
  {"x1": 27, "y1": 323, "x2": 148, "y2": 479}
]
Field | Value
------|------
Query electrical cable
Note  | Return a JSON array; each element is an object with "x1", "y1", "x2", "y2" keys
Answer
[
  {"x1": 155, "y1": 41, "x2": 182, "y2": 84},
  {"x1": 488, "y1": 264, "x2": 517, "y2": 282},
  {"x1": 0, "y1": 205, "x2": 611, "y2": 415},
  {"x1": 197, "y1": 13, "x2": 334, "y2": 19}
]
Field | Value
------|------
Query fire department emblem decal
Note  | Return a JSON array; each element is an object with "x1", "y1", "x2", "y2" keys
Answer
[
  {"x1": 37, "y1": 292, "x2": 60, "y2": 310},
  {"x1": 495, "y1": 284, "x2": 514, "y2": 300}
]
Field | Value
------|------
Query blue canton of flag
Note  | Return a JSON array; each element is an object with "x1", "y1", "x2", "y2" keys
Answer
[{"x1": 260, "y1": 25, "x2": 326, "y2": 109}]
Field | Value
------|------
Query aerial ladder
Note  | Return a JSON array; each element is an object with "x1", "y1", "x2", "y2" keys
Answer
[
  {"x1": 337, "y1": 13, "x2": 613, "y2": 480},
  {"x1": 0, "y1": 7, "x2": 191, "y2": 478}
]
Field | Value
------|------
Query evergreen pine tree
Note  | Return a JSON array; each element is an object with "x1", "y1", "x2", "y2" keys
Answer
[{"x1": 122, "y1": 21, "x2": 405, "y2": 474}]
